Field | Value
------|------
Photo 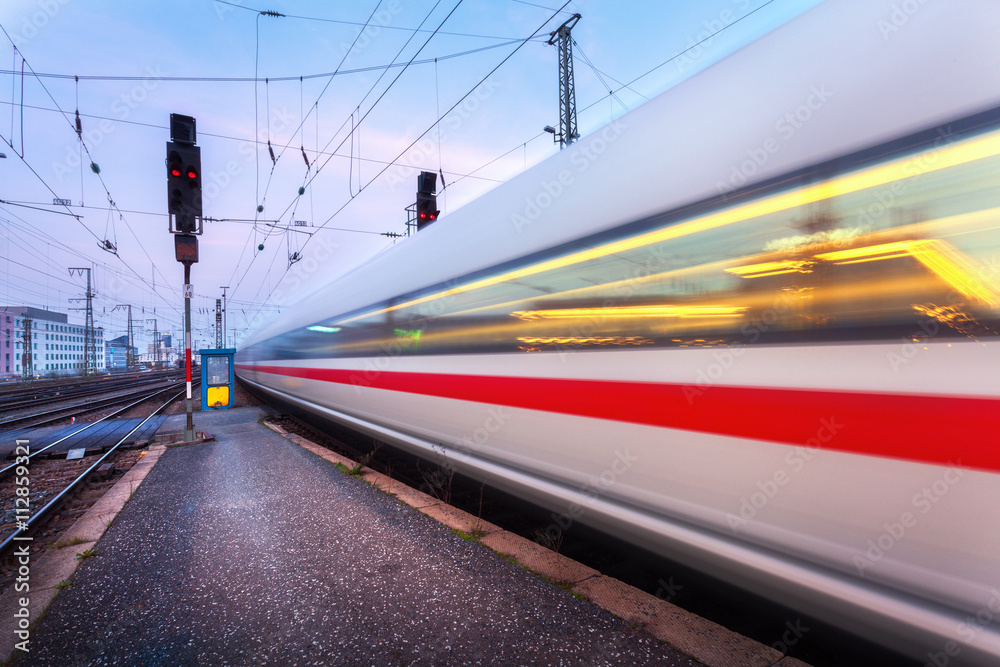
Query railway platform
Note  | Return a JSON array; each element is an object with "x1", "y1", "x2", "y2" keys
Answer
[{"x1": 10, "y1": 406, "x2": 804, "y2": 666}]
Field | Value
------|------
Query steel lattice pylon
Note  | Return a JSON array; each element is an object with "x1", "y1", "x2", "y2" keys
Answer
[
  {"x1": 69, "y1": 267, "x2": 95, "y2": 375},
  {"x1": 215, "y1": 299, "x2": 223, "y2": 348},
  {"x1": 547, "y1": 14, "x2": 581, "y2": 149},
  {"x1": 20, "y1": 315, "x2": 32, "y2": 381}
]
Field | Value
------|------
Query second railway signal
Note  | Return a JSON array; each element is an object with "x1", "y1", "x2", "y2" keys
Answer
[
  {"x1": 416, "y1": 192, "x2": 438, "y2": 227},
  {"x1": 415, "y1": 170, "x2": 439, "y2": 230}
]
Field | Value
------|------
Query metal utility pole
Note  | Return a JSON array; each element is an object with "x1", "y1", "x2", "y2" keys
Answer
[
  {"x1": 167, "y1": 112, "x2": 202, "y2": 443},
  {"x1": 20, "y1": 314, "x2": 33, "y2": 381},
  {"x1": 113, "y1": 304, "x2": 136, "y2": 369},
  {"x1": 220, "y1": 286, "x2": 229, "y2": 348},
  {"x1": 69, "y1": 267, "x2": 95, "y2": 375},
  {"x1": 547, "y1": 13, "x2": 581, "y2": 149},
  {"x1": 215, "y1": 299, "x2": 223, "y2": 348}
]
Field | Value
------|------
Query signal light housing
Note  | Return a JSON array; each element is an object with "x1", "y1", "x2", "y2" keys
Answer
[
  {"x1": 415, "y1": 170, "x2": 439, "y2": 231},
  {"x1": 166, "y1": 141, "x2": 203, "y2": 234},
  {"x1": 416, "y1": 191, "x2": 438, "y2": 229}
]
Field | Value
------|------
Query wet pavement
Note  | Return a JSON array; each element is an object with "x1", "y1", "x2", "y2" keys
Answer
[{"x1": 19, "y1": 406, "x2": 698, "y2": 666}]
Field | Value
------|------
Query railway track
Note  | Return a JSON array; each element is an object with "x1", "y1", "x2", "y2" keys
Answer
[
  {"x1": 0, "y1": 376, "x2": 177, "y2": 413},
  {"x1": 0, "y1": 387, "x2": 187, "y2": 565},
  {"x1": 0, "y1": 370, "x2": 176, "y2": 399},
  {"x1": 0, "y1": 380, "x2": 184, "y2": 429}
]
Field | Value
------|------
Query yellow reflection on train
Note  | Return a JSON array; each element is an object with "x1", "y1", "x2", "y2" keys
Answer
[
  {"x1": 511, "y1": 305, "x2": 746, "y2": 321},
  {"x1": 334, "y1": 130, "x2": 1000, "y2": 327},
  {"x1": 816, "y1": 240, "x2": 1000, "y2": 305}
]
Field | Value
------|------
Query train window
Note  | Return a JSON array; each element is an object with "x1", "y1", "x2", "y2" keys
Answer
[{"x1": 256, "y1": 117, "x2": 1000, "y2": 360}]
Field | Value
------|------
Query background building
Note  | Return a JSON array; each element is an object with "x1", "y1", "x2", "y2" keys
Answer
[
  {"x1": 1, "y1": 307, "x2": 104, "y2": 379},
  {"x1": 105, "y1": 335, "x2": 136, "y2": 371}
]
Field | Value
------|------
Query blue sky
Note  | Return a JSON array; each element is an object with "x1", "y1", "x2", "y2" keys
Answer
[{"x1": 0, "y1": 0, "x2": 821, "y2": 349}]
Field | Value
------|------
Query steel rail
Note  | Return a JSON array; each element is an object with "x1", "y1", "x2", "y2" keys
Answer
[
  {"x1": 0, "y1": 381, "x2": 183, "y2": 429},
  {"x1": 0, "y1": 382, "x2": 185, "y2": 478},
  {"x1": 0, "y1": 387, "x2": 188, "y2": 560},
  {"x1": 0, "y1": 376, "x2": 179, "y2": 411}
]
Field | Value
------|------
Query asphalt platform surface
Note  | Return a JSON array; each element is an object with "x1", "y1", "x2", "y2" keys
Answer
[{"x1": 20, "y1": 406, "x2": 698, "y2": 666}]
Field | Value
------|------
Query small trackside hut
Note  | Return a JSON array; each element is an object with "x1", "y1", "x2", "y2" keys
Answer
[{"x1": 199, "y1": 348, "x2": 236, "y2": 409}]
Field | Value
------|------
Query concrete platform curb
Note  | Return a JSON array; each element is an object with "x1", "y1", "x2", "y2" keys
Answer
[
  {"x1": 0, "y1": 445, "x2": 167, "y2": 664},
  {"x1": 479, "y1": 530, "x2": 599, "y2": 585},
  {"x1": 572, "y1": 575, "x2": 783, "y2": 667},
  {"x1": 271, "y1": 421, "x2": 812, "y2": 667}
]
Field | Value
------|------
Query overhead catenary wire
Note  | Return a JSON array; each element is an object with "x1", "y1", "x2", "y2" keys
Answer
[
  {"x1": 0, "y1": 39, "x2": 535, "y2": 84},
  {"x1": 0, "y1": 100, "x2": 507, "y2": 187},
  {"x1": 240, "y1": 0, "x2": 572, "y2": 330},
  {"x1": 212, "y1": 0, "x2": 525, "y2": 41},
  {"x1": 260, "y1": 0, "x2": 469, "y2": 236},
  {"x1": 0, "y1": 24, "x2": 182, "y2": 320},
  {"x1": 573, "y1": 40, "x2": 631, "y2": 117},
  {"x1": 576, "y1": 0, "x2": 779, "y2": 117},
  {"x1": 2, "y1": 1, "x2": 777, "y2": 345},
  {"x1": 245, "y1": 0, "x2": 387, "y2": 269},
  {"x1": 230, "y1": 0, "x2": 459, "y2": 303}
]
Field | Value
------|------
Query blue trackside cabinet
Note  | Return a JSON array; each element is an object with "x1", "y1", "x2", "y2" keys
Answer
[{"x1": 199, "y1": 348, "x2": 236, "y2": 409}]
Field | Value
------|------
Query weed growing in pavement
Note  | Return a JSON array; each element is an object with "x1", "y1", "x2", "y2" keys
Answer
[
  {"x1": 540, "y1": 574, "x2": 588, "y2": 602},
  {"x1": 534, "y1": 526, "x2": 564, "y2": 554},
  {"x1": 384, "y1": 463, "x2": 394, "y2": 495},
  {"x1": 494, "y1": 551, "x2": 530, "y2": 572},
  {"x1": 49, "y1": 536, "x2": 88, "y2": 550},
  {"x1": 451, "y1": 525, "x2": 486, "y2": 541},
  {"x1": 450, "y1": 528, "x2": 479, "y2": 542},
  {"x1": 54, "y1": 580, "x2": 72, "y2": 590},
  {"x1": 418, "y1": 443, "x2": 454, "y2": 504},
  {"x1": 477, "y1": 480, "x2": 486, "y2": 524},
  {"x1": 75, "y1": 548, "x2": 99, "y2": 561}
]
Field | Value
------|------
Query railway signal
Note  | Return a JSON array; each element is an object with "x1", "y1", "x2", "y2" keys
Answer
[
  {"x1": 416, "y1": 192, "x2": 438, "y2": 225},
  {"x1": 166, "y1": 112, "x2": 201, "y2": 443},
  {"x1": 166, "y1": 142, "x2": 202, "y2": 233},
  {"x1": 415, "y1": 171, "x2": 439, "y2": 230}
]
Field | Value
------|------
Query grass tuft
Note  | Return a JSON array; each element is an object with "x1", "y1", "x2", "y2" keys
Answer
[{"x1": 49, "y1": 536, "x2": 89, "y2": 550}]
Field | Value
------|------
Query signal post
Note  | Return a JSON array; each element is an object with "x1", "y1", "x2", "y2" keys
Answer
[{"x1": 166, "y1": 113, "x2": 202, "y2": 443}]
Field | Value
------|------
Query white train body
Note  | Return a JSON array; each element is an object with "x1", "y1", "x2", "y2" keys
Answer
[{"x1": 239, "y1": 1, "x2": 1000, "y2": 662}]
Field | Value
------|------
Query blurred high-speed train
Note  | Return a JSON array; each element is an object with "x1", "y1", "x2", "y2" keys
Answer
[{"x1": 238, "y1": 0, "x2": 1000, "y2": 662}]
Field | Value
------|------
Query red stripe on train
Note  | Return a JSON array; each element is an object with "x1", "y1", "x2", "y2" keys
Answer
[{"x1": 238, "y1": 364, "x2": 999, "y2": 473}]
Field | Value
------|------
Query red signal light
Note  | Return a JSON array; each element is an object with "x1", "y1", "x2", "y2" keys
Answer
[
  {"x1": 186, "y1": 168, "x2": 198, "y2": 180},
  {"x1": 419, "y1": 211, "x2": 427, "y2": 219},
  {"x1": 170, "y1": 167, "x2": 182, "y2": 177}
]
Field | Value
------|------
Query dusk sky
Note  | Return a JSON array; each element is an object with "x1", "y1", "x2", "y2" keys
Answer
[{"x1": 0, "y1": 0, "x2": 820, "y2": 349}]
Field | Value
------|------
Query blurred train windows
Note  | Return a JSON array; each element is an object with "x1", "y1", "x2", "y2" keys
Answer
[{"x1": 265, "y1": 118, "x2": 1000, "y2": 360}]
